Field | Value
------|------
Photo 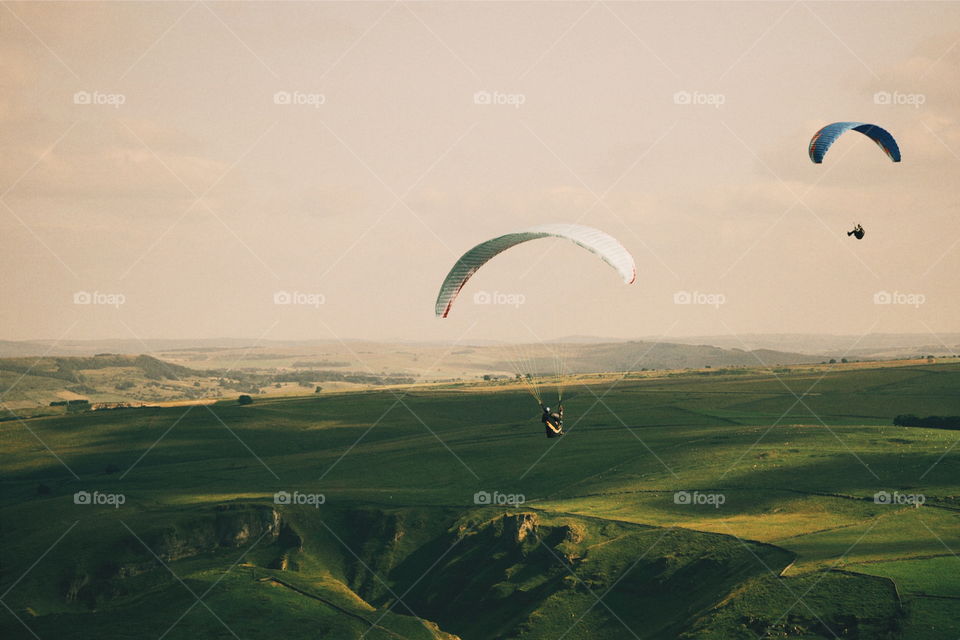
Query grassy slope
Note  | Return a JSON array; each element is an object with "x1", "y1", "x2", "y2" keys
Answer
[{"x1": 2, "y1": 361, "x2": 959, "y2": 638}]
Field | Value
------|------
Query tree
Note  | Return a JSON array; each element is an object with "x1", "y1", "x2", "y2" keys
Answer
[
  {"x1": 315, "y1": 386, "x2": 322, "y2": 393},
  {"x1": 238, "y1": 394, "x2": 253, "y2": 405},
  {"x1": 67, "y1": 399, "x2": 90, "y2": 413},
  {"x1": 829, "y1": 359, "x2": 837, "y2": 364},
  {"x1": 841, "y1": 358, "x2": 848, "y2": 363}
]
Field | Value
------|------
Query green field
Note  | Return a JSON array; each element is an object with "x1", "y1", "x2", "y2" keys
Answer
[{"x1": 2, "y1": 361, "x2": 959, "y2": 638}]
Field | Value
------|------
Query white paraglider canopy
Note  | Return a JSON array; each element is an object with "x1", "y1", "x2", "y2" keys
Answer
[{"x1": 435, "y1": 223, "x2": 636, "y2": 318}]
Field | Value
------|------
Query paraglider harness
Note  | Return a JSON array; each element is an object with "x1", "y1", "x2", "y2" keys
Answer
[
  {"x1": 541, "y1": 404, "x2": 564, "y2": 438},
  {"x1": 847, "y1": 223, "x2": 865, "y2": 240}
]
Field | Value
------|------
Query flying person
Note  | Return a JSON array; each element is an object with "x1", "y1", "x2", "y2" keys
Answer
[
  {"x1": 541, "y1": 405, "x2": 564, "y2": 438},
  {"x1": 847, "y1": 223, "x2": 865, "y2": 240}
]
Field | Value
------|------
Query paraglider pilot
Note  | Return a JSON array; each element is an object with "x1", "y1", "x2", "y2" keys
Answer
[
  {"x1": 847, "y1": 223, "x2": 865, "y2": 240},
  {"x1": 541, "y1": 404, "x2": 564, "y2": 438}
]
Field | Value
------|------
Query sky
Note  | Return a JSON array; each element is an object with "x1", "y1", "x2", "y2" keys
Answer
[{"x1": 2, "y1": 1, "x2": 959, "y2": 348}]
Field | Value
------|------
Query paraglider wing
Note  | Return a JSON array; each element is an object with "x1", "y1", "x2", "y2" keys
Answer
[
  {"x1": 808, "y1": 122, "x2": 901, "y2": 163},
  {"x1": 435, "y1": 223, "x2": 636, "y2": 318}
]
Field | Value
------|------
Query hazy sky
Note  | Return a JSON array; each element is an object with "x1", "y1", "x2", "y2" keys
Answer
[{"x1": 2, "y1": 1, "x2": 958, "y2": 348}]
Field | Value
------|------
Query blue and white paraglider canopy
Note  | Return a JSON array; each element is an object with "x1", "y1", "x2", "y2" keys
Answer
[{"x1": 808, "y1": 122, "x2": 901, "y2": 164}]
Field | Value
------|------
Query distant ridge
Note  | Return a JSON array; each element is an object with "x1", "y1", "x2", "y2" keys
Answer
[{"x1": 1, "y1": 333, "x2": 957, "y2": 360}]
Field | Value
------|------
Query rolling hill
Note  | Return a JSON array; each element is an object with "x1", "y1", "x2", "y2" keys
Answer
[{"x1": 2, "y1": 360, "x2": 959, "y2": 638}]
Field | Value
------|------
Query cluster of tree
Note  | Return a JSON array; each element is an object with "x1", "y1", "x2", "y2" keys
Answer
[
  {"x1": 49, "y1": 398, "x2": 92, "y2": 413},
  {"x1": 695, "y1": 368, "x2": 735, "y2": 376},
  {"x1": 215, "y1": 369, "x2": 414, "y2": 388},
  {"x1": 49, "y1": 399, "x2": 90, "y2": 407},
  {"x1": 893, "y1": 414, "x2": 960, "y2": 430},
  {"x1": 91, "y1": 402, "x2": 143, "y2": 411},
  {"x1": 216, "y1": 378, "x2": 262, "y2": 394}
]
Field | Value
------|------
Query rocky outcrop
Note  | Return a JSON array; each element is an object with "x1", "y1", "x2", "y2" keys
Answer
[
  {"x1": 504, "y1": 512, "x2": 539, "y2": 543},
  {"x1": 61, "y1": 504, "x2": 285, "y2": 608},
  {"x1": 150, "y1": 504, "x2": 281, "y2": 562}
]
